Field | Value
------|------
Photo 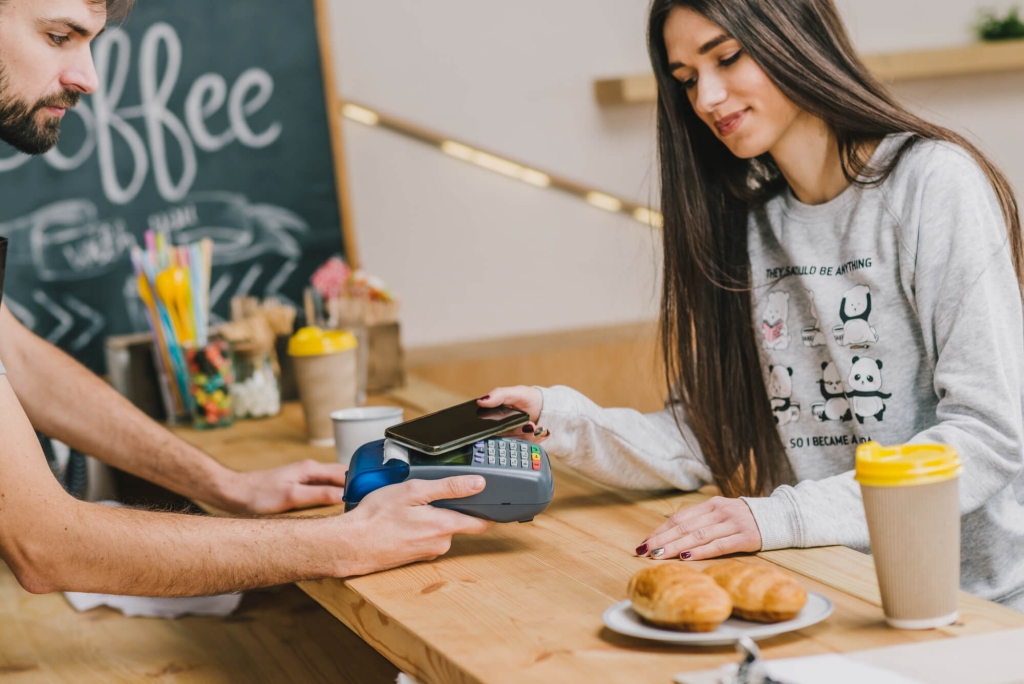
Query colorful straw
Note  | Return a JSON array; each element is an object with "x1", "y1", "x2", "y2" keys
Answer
[{"x1": 131, "y1": 234, "x2": 216, "y2": 420}]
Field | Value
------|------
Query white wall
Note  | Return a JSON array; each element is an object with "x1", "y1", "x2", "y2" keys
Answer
[
  {"x1": 838, "y1": 0, "x2": 1024, "y2": 190},
  {"x1": 326, "y1": 0, "x2": 1024, "y2": 349}
]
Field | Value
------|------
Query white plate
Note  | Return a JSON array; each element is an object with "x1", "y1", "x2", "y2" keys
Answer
[{"x1": 602, "y1": 592, "x2": 833, "y2": 646}]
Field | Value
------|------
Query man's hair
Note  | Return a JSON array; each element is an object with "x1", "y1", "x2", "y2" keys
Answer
[
  {"x1": 0, "y1": 0, "x2": 135, "y2": 22},
  {"x1": 100, "y1": 0, "x2": 135, "y2": 22}
]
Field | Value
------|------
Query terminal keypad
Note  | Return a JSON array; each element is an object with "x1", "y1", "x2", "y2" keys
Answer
[{"x1": 473, "y1": 438, "x2": 543, "y2": 472}]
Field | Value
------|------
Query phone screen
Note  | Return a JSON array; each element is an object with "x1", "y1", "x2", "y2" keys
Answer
[
  {"x1": 408, "y1": 446, "x2": 473, "y2": 466},
  {"x1": 386, "y1": 399, "x2": 529, "y2": 453}
]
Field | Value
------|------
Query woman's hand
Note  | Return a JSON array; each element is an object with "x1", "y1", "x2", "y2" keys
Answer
[
  {"x1": 637, "y1": 496, "x2": 762, "y2": 561},
  {"x1": 478, "y1": 386, "x2": 551, "y2": 443}
]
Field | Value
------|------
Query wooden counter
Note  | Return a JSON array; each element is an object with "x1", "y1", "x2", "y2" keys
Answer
[
  {"x1": 171, "y1": 382, "x2": 1024, "y2": 683},
  {"x1": 0, "y1": 565, "x2": 399, "y2": 683}
]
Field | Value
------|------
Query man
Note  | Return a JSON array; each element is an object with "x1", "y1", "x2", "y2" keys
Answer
[{"x1": 0, "y1": 0, "x2": 491, "y2": 597}]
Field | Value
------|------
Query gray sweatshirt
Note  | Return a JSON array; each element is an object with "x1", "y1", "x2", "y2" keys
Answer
[{"x1": 539, "y1": 134, "x2": 1024, "y2": 610}]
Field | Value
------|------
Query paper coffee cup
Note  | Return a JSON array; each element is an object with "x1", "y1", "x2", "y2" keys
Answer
[
  {"x1": 855, "y1": 442, "x2": 962, "y2": 629},
  {"x1": 288, "y1": 327, "x2": 359, "y2": 446},
  {"x1": 331, "y1": 406, "x2": 404, "y2": 467}
]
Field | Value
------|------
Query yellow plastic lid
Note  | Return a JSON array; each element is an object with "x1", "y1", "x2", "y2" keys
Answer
[
  {"x1": 287, "y1": 327, "x2": 357, "y2": 357},
  {"x1": 854, "y1": 441, "x2": 962, "y2": 488}
]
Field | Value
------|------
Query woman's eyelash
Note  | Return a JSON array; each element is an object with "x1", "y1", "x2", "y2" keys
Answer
[
  {"x1": 720, "y1": 49, "x2": 743, "y2": 66},
  {"x1": 680, "y1": 49, "x2": 744, "y2": 89},
  {"x1": 49, "y1": 34, "x2": 70, "y2": 46}
]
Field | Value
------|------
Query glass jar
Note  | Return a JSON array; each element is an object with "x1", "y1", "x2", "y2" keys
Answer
[
  {"x1": 186, "y1": 338, "x2": 235, "y2": 430},
  {"x1": 232, "y1": 347, "x2": 282, "y2": 419}
]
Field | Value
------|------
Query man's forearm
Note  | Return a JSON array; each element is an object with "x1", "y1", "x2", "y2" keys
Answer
[
  {"x1": 15, "y1": 500, "x2": 355, "y2": 596},
  {"x1": 0, "y1": 306, "x2": 241, "y2": 509},
  {"x1": 0, "y1": 370, "x2": 363, "y2": 596}
]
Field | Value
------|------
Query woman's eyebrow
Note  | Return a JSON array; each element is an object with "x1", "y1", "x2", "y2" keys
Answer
[{"x1": 668, "y1": 33, "x2": 735, "y2": 71}]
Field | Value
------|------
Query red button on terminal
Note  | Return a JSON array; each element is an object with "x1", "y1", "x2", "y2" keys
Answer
[{"x1": 532, "y1": 461, "x2": 541, "y2": 470}]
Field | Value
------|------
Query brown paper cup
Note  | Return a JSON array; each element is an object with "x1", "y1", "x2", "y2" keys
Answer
[
  {"x1": 860, "y1": 477, "x2": 960, "y2": 629},
  {"x1": 292, "y1": 349, "x2": 357, "y2": 446}
]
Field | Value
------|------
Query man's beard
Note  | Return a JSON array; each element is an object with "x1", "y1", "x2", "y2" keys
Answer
[{"x1": 0, "y1": 62, "x2": 81, "y2": 156}]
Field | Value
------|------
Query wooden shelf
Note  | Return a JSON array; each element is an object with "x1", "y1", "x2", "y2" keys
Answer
[{"x1": 595, "y1": 39, "x2": 1024, "y2": 105}]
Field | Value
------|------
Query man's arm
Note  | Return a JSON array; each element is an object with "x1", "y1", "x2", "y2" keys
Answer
[
  {"x1": 0, "y1": 372, "x2": 491, "y2": 596},
  {"x1": 0, "y1": 303, "x2": 345, "y2": 514}
]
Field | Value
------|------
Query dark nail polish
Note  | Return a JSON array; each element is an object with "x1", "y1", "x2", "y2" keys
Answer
[
  {"x1": 480, "y1": 394, "x2": 490, "y2": 400},
  {"x1": 522, "y1": 424, "x2": 535, "y2": 433},
  {"x1": 680, "y1": 551, "x2": 691, "y2": 560},
  {"x1": 635, "y1": 543, "x2": 648, "y2": 556}
]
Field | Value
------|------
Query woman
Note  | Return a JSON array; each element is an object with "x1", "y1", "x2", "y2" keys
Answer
[{"x1": 481, "y1": 0, "x2": 1024, "y2": 610}]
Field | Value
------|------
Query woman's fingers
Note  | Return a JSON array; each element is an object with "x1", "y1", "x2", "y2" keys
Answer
[
  {"x1": 677, "y1": 534, "x2": 754, "y2": 561},
  {"x1": 645, "y1": 498, "x2": 717, "y2": 540},
  {"x1": 496, "y1": 422, "x2": 552, "y2": 444},
  {"x1": 477, "y1": 390, "x2": 507, "y2": 407},
  {"x1": 638, "y1": 496, "x2": 762, "y2": 561},
  {"x1": 477, "y1": 386, "x2": 543, "y2": 424},
  {"x1": 645, "y1": 521, "x2": 737, "y2": 560},
  {"x1": 638, "y1": 510, "x2": 721, "y2": 556}
]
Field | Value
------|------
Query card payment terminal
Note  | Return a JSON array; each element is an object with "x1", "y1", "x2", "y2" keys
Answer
[{"x1": 343, "y1": 437, "x2": 554, "y2": 523}]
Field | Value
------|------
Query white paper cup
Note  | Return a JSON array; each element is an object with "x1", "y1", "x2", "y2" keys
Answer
[{"x1": 331, "y1": 406, "x2": 405, "y2": 467}]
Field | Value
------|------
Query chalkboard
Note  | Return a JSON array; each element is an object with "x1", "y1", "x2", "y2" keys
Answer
[{"x1": 0, "y1": 0, "x2": 353, "y2": 373}]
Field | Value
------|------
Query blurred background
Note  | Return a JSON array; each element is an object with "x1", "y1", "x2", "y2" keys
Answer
[
  {"x1": 2, "y1": 0, "x2": 1023, "y2": 421},
  {"x1": 331, "y1": 0, "x2": 1024, "y2": 345}
]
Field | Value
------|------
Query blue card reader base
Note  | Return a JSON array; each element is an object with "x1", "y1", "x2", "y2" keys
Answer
[{"x1": 342, "y1": 438, "x2": 554, "y2": 523}]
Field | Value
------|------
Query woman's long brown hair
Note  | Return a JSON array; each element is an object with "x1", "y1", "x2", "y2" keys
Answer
[{"x1": 647, "y1": 0, "x2": 1023, "y2": 497}]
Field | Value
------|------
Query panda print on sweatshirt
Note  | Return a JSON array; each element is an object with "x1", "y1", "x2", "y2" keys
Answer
[
  {"x1": 767, "y1": 365, "x2": 800, "y2": 425},
  {"x1": 835, "y1": 284, "x2": 878, "y2": 348},
  {"x1": 847, "y1": 356, "x2": 891, "y2": 423},
  {"x1": 814, "y1": 361, "x2": 852, "y2": 422},
  {"x1": 753, "y1": 284, "x2": 895, "y2": 443}
]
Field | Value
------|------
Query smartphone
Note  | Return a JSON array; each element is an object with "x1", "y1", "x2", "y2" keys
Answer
[{"x1": 385, "y1": 399, "x2": 530, "y2": 455}]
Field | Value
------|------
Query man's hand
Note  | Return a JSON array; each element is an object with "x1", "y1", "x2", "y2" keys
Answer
[
  {"x1": 339, "y1": 475, "x2": 494, "y2": 576},
  {"x1": 637, "y1": 496, "x2": 763, "y2": 561},
  {"x1": 220, "y1": 460, "x2": 349, "y2": 515}
]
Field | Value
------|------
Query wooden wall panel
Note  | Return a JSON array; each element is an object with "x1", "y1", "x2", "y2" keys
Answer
[{"x1": 406, "y1": 322, "x2": 666, "y2": 413}]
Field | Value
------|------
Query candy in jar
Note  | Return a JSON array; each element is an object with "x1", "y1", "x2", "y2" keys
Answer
[{"x1": 185, "y1": 339, "x2": 235, "y2": 429}]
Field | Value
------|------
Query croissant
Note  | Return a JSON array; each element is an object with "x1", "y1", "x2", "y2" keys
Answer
[
  {"x1": 703, "y1": 560, "x2": 807, "y2": 623},
  {"x1": 627, "y1": 564, "x2": 733, "y2": 632}
]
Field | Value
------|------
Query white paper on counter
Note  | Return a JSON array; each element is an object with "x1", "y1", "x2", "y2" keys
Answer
[
  {"x1": 766, "y1": 654, "x2": 922, "y2": 683},
  {"x1": 675, "y1": 654, "x2": 921, "y2": 684},
  {"x1": 64, "y1": 591, "x2": 242, "y2": 618},
  {"x1": 675, "y1": 627, "x2": 1024, "y2": 684}
]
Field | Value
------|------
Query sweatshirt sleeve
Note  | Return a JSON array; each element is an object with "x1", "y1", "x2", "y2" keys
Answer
[
  {"x1": 538, "y1": 385, "x2": 714, "y2": 491},
  {"x1": 744, "y1": 143, "x2": 1024, "y2": 551}
]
